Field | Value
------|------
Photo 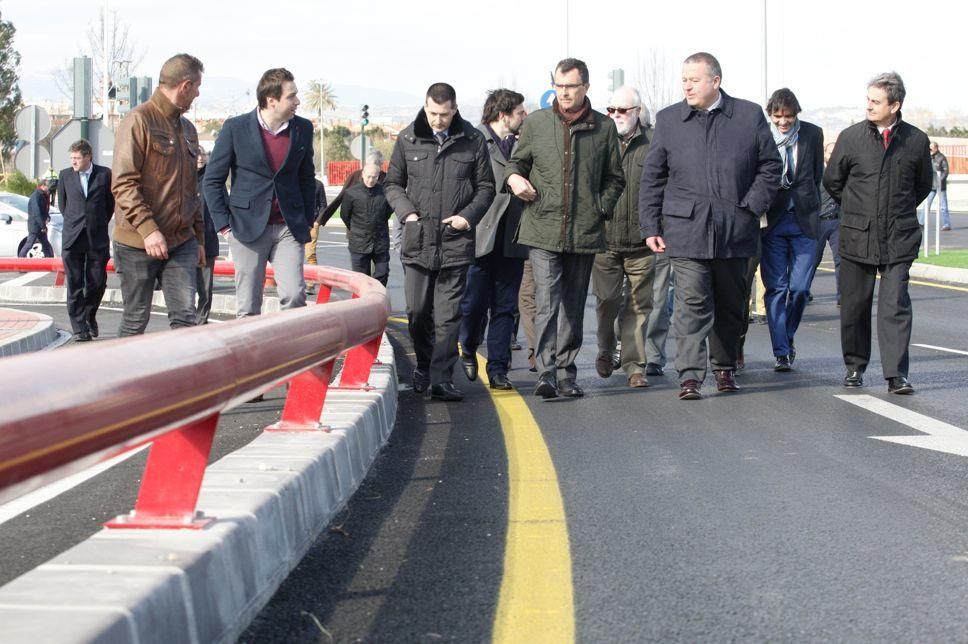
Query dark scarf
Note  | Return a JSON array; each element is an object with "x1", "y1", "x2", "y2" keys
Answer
[{"x1": 553, "y1": 97, "x2": 591, "y2": 126}]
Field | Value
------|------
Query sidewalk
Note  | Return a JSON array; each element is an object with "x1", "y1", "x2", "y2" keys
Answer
[{"x1": 0, "y1": 309, "x2": 64, "y2": 357}]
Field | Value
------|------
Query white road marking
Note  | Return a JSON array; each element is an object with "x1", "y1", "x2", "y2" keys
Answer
[
  {"x1": 912, "y1": 343, "x2": 968, "y2": 357},
  {"x1": 836, "y1": 394, "x2": 968, "y2": 458},
  {"x1": 0, "y1": 445, "x2": 149, "y2": 525},
  {"x1": 4, "y1": 272, "x2": 48, "y2": 286}
]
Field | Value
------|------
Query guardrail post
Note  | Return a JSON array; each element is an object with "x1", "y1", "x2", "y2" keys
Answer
[
  {"x1": 268, "y1": 359, "x2": 336, "y2": 432},
  {"x1": 53, "y1": 270, "x2": 65, "y2": 287},
  {"x1": 105, "y1": 414, "x2": 220, "y2": 529},
  {"x1": 315, "y1": 284, "x2": 332, "y2": 304}
]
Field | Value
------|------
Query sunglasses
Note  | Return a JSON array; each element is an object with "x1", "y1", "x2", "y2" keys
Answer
[{"x1": 606, "y1": 106, "x2": 638, "y2": 115}]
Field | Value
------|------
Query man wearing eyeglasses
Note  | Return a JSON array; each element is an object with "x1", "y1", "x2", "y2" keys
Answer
[
  {"x1": 591, "y1": 86, "x2": 654, "y2": 389},
  {"x1": 639, "y1": 52, "x2": 781, "y2": 401},
  {"x1": 505, "y1": 57, "x2": 625, "y2": 399}
]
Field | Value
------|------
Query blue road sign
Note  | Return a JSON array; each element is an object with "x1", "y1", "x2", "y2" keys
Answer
[{"x1": 540, "y1": 89, "x2": 555, "y2": 109}]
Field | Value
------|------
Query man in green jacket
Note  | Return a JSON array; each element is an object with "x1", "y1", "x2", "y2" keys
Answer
[
  {"x1": 505, "y1": 58, "x2": 625, "y2": 399},
  {"x1": 591, "y1": 86, "x2": 654, "y2": 389}
]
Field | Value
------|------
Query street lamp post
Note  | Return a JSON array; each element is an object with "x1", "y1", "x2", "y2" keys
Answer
[{"x1": 317, "y1": 80, "x2": 327, "y2": 185}]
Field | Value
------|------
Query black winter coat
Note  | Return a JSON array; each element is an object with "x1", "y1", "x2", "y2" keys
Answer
[
  {"x1": 822, "y1": 116, "x2": 932, "y2": 265},
  {"x1": 27, "y1": 188, "x2": 50, "y2": 234},
  {"x1": 340, "y1": 182, "x2": 393, "y2": 255},
  {"x1": 385, "y1": 110, "x2": 495, "y2": 270}
]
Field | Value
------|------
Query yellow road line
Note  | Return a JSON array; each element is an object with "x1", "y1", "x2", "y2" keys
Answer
[
  {"x1": 816, "y1": 266, "x2": 968, "y2": 293},
  {"x1": 478, "y1": 357, "x2": 575, "y2": 644},
  {"x1": 389, "y1": 315, "x2": 408, "y2": 324}
]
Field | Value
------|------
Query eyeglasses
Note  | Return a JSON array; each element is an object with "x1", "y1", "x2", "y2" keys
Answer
[
  {"x1": 606, "y1": 107, "x2": 639, "y2": 115},
  {"x1": 554, "y1": 83, "x2": 585, "y2": 91}
]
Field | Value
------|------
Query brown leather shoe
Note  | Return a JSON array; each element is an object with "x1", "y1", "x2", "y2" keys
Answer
[
  {"x1": 679, "y1": 379, "x2": 702, "y2": 400},
  {"x1": 595, "y1": 354, "x2": 614, "y2": 378},
  {"x1": 713, "y1": 369, "x2": 740, "y2": 392},
  {"x1": 628, "y1": 373, "x2": 650, "y2": 388}
]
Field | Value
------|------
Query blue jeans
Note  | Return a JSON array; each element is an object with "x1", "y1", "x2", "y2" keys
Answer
[
  {"x1": 459, "y1": 253, "x2": 524, "y2": 378},
  {"x1": 760, "y1": 211, "x2": 817, "y2": 357},
  {"x1": 921, "y1": 190, "x2": 950, "y2": 228},
  {"x1": 114, "y1": 238, "x2": 199, "y2": 336}
]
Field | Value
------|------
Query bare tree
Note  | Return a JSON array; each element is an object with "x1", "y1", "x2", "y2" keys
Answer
[
  {"x1": 52, "y1": 7, "x2": 146, "y2": 115},
  {"x1": 632, "y1": 49, "x2": 679, "y2": 124}
]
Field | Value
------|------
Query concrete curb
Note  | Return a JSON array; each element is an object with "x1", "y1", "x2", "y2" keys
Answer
[
  {"x1": 0, "y1": 309, "x2": 59, "y2": 358},
  {"x1": 0, "y1": 336, "x2": 398, "y2": 643},
  {"x1": 910, "y1": 262, "x2": 968, "y2": 285}
]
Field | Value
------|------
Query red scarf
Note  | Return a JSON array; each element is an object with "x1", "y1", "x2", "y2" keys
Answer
[{"x1": 554, "y1": 97, "x2": 591, "y2": 126}]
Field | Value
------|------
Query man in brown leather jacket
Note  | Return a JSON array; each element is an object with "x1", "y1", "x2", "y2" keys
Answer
[{"x1": 112, "y1": 53, "x2": 206, "y2": 335}]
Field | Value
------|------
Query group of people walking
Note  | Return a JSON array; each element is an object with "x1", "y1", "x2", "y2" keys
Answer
[{"x1": 41, "y1": 50, "x2": 934, "y2": 404}]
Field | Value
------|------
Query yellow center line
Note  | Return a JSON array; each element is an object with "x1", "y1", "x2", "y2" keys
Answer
[{"x1": 478, "y1": 356, "x2": 575, "y2": 644}]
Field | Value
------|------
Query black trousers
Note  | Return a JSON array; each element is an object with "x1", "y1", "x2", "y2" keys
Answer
[
  {"x1": 404, "y1": 263, "x2": 468, "y2": 385},
  {"x1": 671, "y1": 257, "x2": 748, "y2": 383},
  {"x1": 839, "y1": 257, "x2": 913, "y2": 379},
  {"x1": 62, "y1": 247, "x2": 109, "y2": 334},
  {"x1": 350, "y1": 250, "x2": 390, "y2": 286}
]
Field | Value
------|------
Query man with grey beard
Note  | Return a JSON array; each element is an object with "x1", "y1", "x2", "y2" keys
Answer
[{"x1": 591, "y1": 86, "x2": 654, "y2": 389}]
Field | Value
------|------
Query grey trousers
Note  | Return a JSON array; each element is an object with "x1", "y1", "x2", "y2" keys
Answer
[
  {"x1": 839, "y1": 258, "x2": 913, "y2": 379},
  {"x1": 646, "y1": 252, "x2": 673, "y2": 368},
  {"x1": 530, "y1": 248, "x2": 595, "y2": 382},
  {"x1": 518, "y1": 259, "x2": 537, "y2": 353},
  {"x1": 405, "y1": 263, "x2": 468, "y2": 385},
  {"x1": 592, "y1": 248, "x2": 655, "y2": 376},
  {"x1": 114, "y1": 238, "x2": 198, "y2": 336},
  {"x1": 671, "y1": 257, "x2": 748, "y2": 384},
  {"x1": 228, "y1": 224, "x2": 306, "y2": 317},
  {"x1": 195, "y1": 260, "x2": 215, "y2": 325}
]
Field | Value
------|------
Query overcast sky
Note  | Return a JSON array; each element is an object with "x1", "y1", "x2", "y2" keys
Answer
[{"x1": 3, "y1": 0, "x2": 965, "y2": 117}]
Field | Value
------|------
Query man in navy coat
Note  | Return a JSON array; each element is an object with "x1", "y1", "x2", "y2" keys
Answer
[
  {"x1": 639, "y1": 52, "x2": 781, "y2": 400},
  {"x1": 19, "y1": 180, "x2": 53, "y2": 257},
  {"x1": 57, "y1": 139, "x2": 114, "y2": 341},
  {"x1": 203, "y1": 68, "x2": 316, "y2": 316}
]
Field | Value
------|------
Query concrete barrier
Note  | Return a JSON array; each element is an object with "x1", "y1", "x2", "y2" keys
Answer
[{"x1": 0, "y1": 337, "x2": 398, "y2": 643}]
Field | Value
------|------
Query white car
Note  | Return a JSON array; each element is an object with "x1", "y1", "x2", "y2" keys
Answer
[{"x1": 0, "y1": 191, "x2": 63, "y2": 258}]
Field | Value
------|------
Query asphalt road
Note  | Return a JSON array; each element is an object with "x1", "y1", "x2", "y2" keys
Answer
[{"x1": 4, "y1": 217, "x2": 968, "y2": 641}]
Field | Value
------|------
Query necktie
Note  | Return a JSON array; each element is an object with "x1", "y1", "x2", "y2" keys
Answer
[
  {"x1": 435, "y1": 132, "x2": 447, "y2": 147},
  {"x1": 882, "y1": 128, "x2": 890, "y2": 150},
  {"x1": 784, "y1": 146, "x2": 795, "y2": 185},
  {"x1": 80, "y1": 172, "x2": 89, "y2": 198}
]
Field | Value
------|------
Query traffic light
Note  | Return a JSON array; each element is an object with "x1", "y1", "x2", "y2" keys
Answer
[
  {"x1": 361, "y1": 104, "x2": 369, "y2": 127},
  {"x1": 607, "y1": 68, "x2": 625, "y2": 92}
]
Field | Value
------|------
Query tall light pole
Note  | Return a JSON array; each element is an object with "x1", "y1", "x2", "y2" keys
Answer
[
  {"x1": 317, "y1": 79, "x2": 327, "y2": 185},
  {"x1": 565, "y1": 0, "x2": 570, "y2": 56},
  {"x1": 102, "y1": 0, "x2": 110, "y2": 122},
  {"x1": 762, "y1": 0, "x2": 768, "y2": 104}
]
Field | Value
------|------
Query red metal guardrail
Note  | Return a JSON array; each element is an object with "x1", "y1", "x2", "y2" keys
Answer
[{"x1": 0, "y1": 258, "x2": 390, "y2": 529}]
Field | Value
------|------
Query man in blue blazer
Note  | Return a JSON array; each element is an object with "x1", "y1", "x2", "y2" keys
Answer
[
  {"x1": 57, "y1": 139, "x2": 114, "y2": 341},
  {"x1": 639, "y1": 52, "x2": 782, "y2": 400},
  {"x1": 203, "y1": 68, "x2": 316, "y2": 316},
  {"x1": 761, "y1": 88, "x2": 824, "y2": 372}
]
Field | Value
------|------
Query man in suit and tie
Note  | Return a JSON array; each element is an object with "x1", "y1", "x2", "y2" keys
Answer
[
  {"x1": 57, "y1": 139, "x2": 114, "y2": 341},
  {"x1": 760, "y1": 88, "x2": 824, "y2": 372},
  {"x1": 204, "y1": 67, "x2": 316, "y2": 316}
]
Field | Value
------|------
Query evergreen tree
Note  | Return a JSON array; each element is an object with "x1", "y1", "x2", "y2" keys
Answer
[{"x1": 0, "y1": 11, "x2": 23, "y2": 159}]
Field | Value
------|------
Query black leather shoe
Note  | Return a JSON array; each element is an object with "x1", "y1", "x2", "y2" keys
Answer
[
  {"x1": 558, "y1": 378, "x2": 584, "y2": 398},
  {"x1": 713, "y1": 369, "x2": 740, "y2": 392},
  {"x1": 843, "y1": 370, "x2": 864, "y2": 388},
  {"x1": 679, "y1": 379, "x2": 702, "y2": 400},
  {"x1": 431, "y1": 382, "x2": 464, "y2": 401},
  {"x1": 774, "y1": 355, "x2": 792, "y2": 372},
  {"x1": 646, "y1": 363, "x2": 665, "y2": 377},
  {"x1": 789, "y1": 342, "x2": 796, "y2": 365},
  {"x1": 736, "y1": 348, "x2": 745, "y2": 373},
  {"x1": 88, "y1": 319, "x2": 99, "y2": 338},
  {"x1": 489, "y1": 373, "x2": 514, "y2": 390},
  {"x1": 461, "y1": 353, "x2": 478, "y2": 381},
  {"x1": 534, "y1": 372, "x2": 558, "y2": 399},
  {"x1": 888, "y1": 376, "x2": 914, "y2": 395},
  {"x1": 74, "y1": 331, "x2": 92, "y2": 342},
  {"x1": 412, "y1": 368, "x2": 430, "y2": 393}
]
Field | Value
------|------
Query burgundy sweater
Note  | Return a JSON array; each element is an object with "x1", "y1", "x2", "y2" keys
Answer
[{"x1": 259, "y1": 126, "x2": 290, "y2": 224}]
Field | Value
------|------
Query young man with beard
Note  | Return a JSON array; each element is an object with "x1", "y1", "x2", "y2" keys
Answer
[{"x1": 458, "y1": 89, "x2": 529, "y2": 391}]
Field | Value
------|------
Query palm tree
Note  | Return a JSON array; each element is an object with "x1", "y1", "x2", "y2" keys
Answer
[{"x1": 306, "y1": 80, "x2": 338, "y2": 183}]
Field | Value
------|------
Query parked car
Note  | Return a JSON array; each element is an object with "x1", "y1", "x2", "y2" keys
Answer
[{"x1": 0, "y1": 191, "x2": 63, "y2": 257}]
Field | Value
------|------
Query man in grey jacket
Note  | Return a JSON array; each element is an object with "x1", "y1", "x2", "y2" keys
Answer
[
  {"x1": 385, "y1": 82, "x2": 495, "y2": 402},
  {"x1": 639, "y1": 52, "x2": 781, "y2": 401},
  {"x1": 458, "y1": 89, "x2": 529, "y2": 391}
]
